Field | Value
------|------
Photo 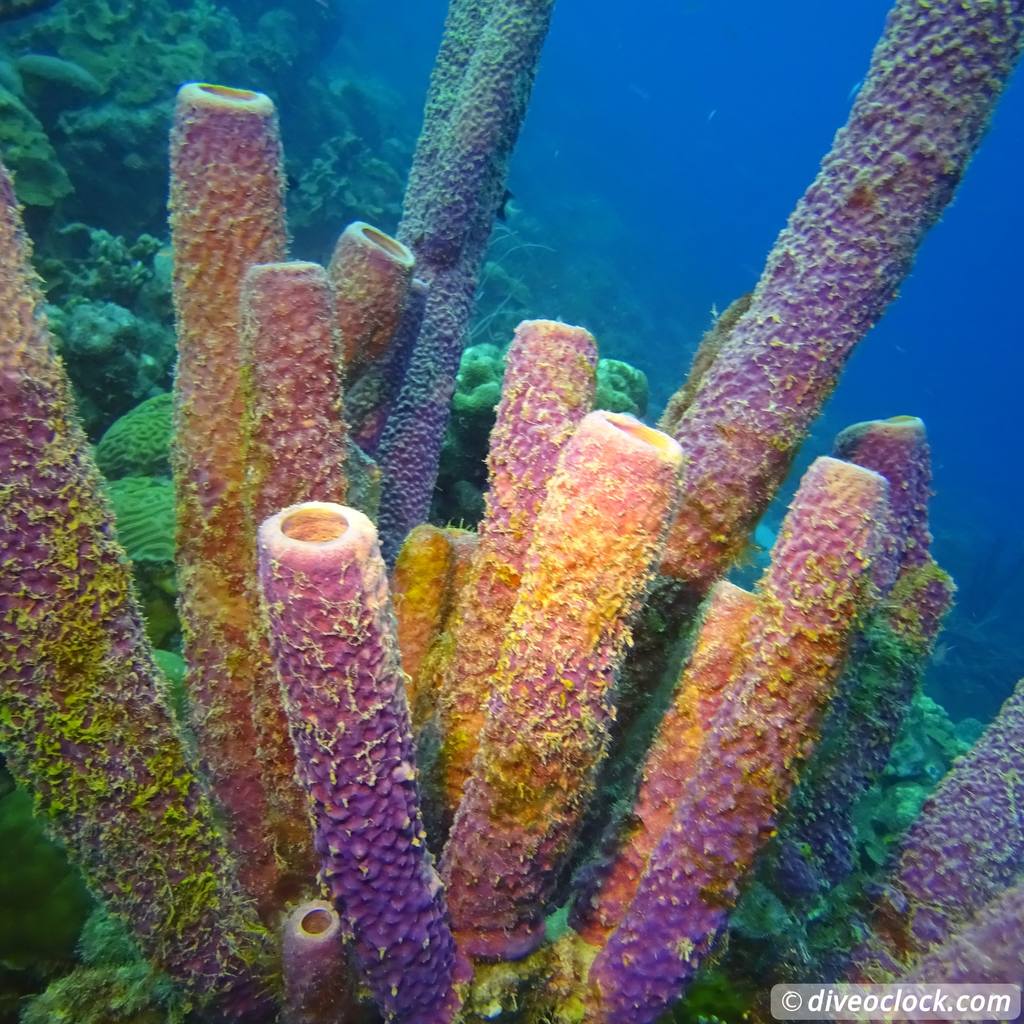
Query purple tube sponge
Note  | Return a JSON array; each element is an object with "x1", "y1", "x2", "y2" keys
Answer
[
  {"x1": 346, "y1": 277, "x2": 428, "y2": 455},
  {"x1": 377, "y1": 0, "x2": 556, "y2": 560},
  {"x1": 660, "y1": 0, "x2": 1024, "y2": 589},
  {"x1": 768, "y1": 417, "x2": 953, "y2": 903},
  {"x1": 861, "y1": 678, "x2": 1024, "y2": 970},
  {"x1": 0, "y1": 158, "x2": 275, "y2": 1020},
  {"x1": 903, "y1": 874, "x2": 1024, "y2": 986},
  {"x1": 834, "y1": 417, "x2": 934, "y2": 571},
  {"x1": 257, "y1": 503, "x2": 463, "y2": 1024},
  {"x1": 281, "y1": 900, "x2": 356, "y2": 1024},
  {"x1": 590, "y1": 457, "x2": 891, "y2": 1024}
]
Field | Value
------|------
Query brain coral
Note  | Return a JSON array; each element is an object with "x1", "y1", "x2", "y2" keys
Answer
[
  {"x1": 94, "y1": 392, "x2": 172, "y2": 479},
  {"x1": 105, "y1": 476, "x2": 175, "y2": 563}
]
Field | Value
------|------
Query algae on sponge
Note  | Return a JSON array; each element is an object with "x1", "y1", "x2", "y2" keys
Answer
[{"x1": 95, "y1": 393, "x2": 172, "y2": 479}]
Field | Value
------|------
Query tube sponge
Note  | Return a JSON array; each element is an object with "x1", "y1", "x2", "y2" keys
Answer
[
  {"x1": 392, "y1": 523, "x2": 482, "y2": 738},
  {"x1": 377, "y1": 0, "x2": 557, "y2": 559},
  {"x1": 902, "y1": 874, "x2": 1024, "y2": 985},
  {"x1": 241, "y1": 260, "x2": 349, "y2": 522},
  {"x1": 328, "y1": 221, "x2": 415, "y2": 380},
  {"x1": 0, "y1": 158, "x2": 274, "y2": 1019},
  {"x1": 659, "y1": 0, "x2": 1024, "y2": 588},
  {"x1": 257, "y1": 503, "x2": 462, "y2": 1024},
  {"x1": 346, "y1": 276, "x2": 428, "y2": 455},
  {"x1": 590, "y1": 456, "x2": 890, "y2": 1024},
  {"x1": 434, "y1": 319, "x2": 598, "y2": 816},
  {"x1": 834, "y1": 416, "x2": 933, "y2": 572},
  {"x1": 170, "y1": 82, "x2": 293, "y2": 911},
  {"x1": 441, "y1": 411, "x2": 683, "y2": 961},
  {"x1": 766, "y1": 416, "x2": 953, "y2": 906},
  {"x1": 281, "y1": 900, "x2": 355, "y2": 1024},
  {"x1": 863, "y1": 678, "x2": 1024, "y2": 969},
  {"x1": 572, "y1": 580, "x2": 759, "y2": 948}
]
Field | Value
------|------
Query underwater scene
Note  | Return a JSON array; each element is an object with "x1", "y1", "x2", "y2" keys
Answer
[{"x1": 1, "y1": 0, "x2": 1022, "y2": 1021}]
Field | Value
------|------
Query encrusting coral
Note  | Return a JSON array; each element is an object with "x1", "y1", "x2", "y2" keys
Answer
[{"x1": 1, "y1": 0, "x2": 1023, "y2": 1022}]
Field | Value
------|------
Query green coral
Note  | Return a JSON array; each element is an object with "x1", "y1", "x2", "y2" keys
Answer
[
  {"x1": 0, "y1": 785, "x2": 92, "y2": 970},
  {"x1": 105, "y1": 477, "x2": 175, "y2": 563},
  {"x1": 0, "y1": 85, "x2": 71, "y2": 207},
  {"x1": 433, "y1": 343, "x2": 506, "y2": 526},
  {"x1": 95, "y1": 394, "x2": 172, "y2": 480},
  {"x1": 20, "y1": 909, "x2": 183, "y2": 1024},
  {"x1": 15, "y1": 53, "x2": 103, "y2": 117},
  {"x1": 152, "y1": 650, "x2": 188, "y2": 731},
  {"x1": 595, "y1": 358, "x2": 648, "y2": 417},
  {"x1": 452, "y1": 343, "x2": 505, "y2": 419},
  {"x1": 105, "y1": 475, "x2": 177, "y2": 647}
]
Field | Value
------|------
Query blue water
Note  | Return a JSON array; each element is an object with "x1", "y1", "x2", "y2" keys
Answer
[{"x1": 344, "y1": 0, "x2": 1024, "y2": 719}]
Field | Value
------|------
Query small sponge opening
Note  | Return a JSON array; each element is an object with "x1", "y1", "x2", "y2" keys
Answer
[
  {"x1": 360, "y1": 223, "x2": 414, "y2": 264},
  {"x1": 604, "y1": 413, "x2": 680, "y2": 460},
  {"x1": 300, "y1": 907, "x2": 334, "y2": 936},
  {"x1": 282, "y1": 506, "x2": 349, "y2": 544},
  {"x1": 197, "y1": 83, "x2": 260, "y2": 102}
]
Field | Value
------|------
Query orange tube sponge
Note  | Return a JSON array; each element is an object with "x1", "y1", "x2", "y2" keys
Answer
[
  {"x1": 571, "y1": 580, "x2": 759, "y2": 948},
  {"x1": 169, "y1": 82, "x2": 291, "y2": 912},
  {"x1": 393, "y1": 524, "x2": 457, "y2": 690},
  {"x1": 590, "y1": 456, "x2": 890, "y2": 1024},
  {"x1": 434, "y1": 320, "x2": 598, "y2": 815},
  {"x1": 0, "y1": 159, "x2": 275, "y2": 1019},
  {"x1": 403, "y1": 528, "x2": 479, "y2": 745},
  {"x1": 328, "y1": 221, "x2": 416, "y2": 380},
  {"x1": 441, "y1": 411, "x2": 683, "y2": 961}
]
